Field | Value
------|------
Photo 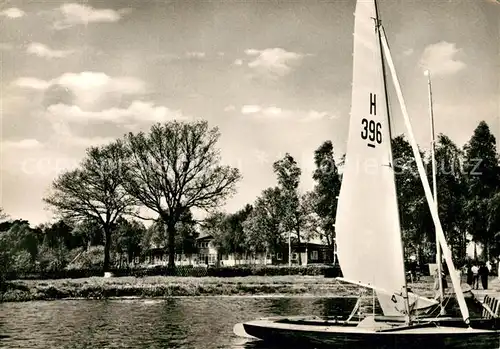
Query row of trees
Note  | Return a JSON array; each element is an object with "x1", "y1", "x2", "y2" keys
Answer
[
  {"x1": 189, "y1": 120, "x2": 500, "y2": 267},
  {"x1": 2, "y1": 119, "x2": 500, "y2": 276}
]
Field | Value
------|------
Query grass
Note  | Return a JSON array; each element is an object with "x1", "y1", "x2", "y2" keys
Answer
[{"x1": 0, "y1": 275, "x2": 447, "y2": 302}]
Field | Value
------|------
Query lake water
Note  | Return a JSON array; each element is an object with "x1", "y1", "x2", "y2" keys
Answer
[{"x1": 0, "y1": 297, "x2": 358, "y2": 349}]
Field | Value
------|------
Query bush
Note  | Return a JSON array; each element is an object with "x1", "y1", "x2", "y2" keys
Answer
[{"x1": 5, "y1": 263, "x2": 342, "y2": 280}]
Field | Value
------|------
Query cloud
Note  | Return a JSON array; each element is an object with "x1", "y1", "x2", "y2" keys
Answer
[
  {"x1": 224, "y1": 105, "x2": 236, "y2": 112},
  {"x1": 53, "y1": 3, "x2": 124, "y2": 29},
  {"x1": 233, "y1": 59, "x2": 243, "y2": 66},
  {"x1": 244, "y1": 48, "x2": 307, "y2": 78},
  {"x1": 241, "y1": 105, "x2": 262, "y2": 114},
  {"x1": 56, "y1": 72, "x2": 145, "y2": 104},
  {"x1": 46, "y1": 100, "x2": 187, "y2": 124},
  {"x1": 27, "y1": 42, "x2": 74, "y2": 59},
  {"x1": 1, "y1": 139, "x2": 43, "y2": 150},
  {"x1": 419, "y1": 41, "x2": 466, "y2": 76},
  {"x1": 0, "y1": 8, "x2": 25, "y2": 18},
  {"x1": 13, "y1": 72, "x2": 145, "y2": 105},
  {"x1": 240, "y1": 104, "x2": 331, "y2": 122},
  {"x1": 50, "y1": 121, "x2": 116, "y2": 147}
]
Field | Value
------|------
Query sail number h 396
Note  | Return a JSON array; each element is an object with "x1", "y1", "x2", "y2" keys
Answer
[{"x1": 361, "y1": 93, "x2": 382, "y2": 148}]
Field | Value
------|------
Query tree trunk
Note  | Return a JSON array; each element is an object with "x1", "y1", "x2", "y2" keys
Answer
[
  {"x1": 167, "y1": 223, "x2": 176, "y2": 270},
  {"x1": 103, "y1": 228, "x2": 111, "y2": 272},
  {"x1": 296, "y1": 226, "x2": 302, "y2": 266}
]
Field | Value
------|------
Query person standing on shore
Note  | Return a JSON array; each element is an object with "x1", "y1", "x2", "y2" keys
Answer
[
  {"x1": 471, "y1": 263, "x2": 479, "y2": 289},
  {"x1": 466, "y1": 264, "x2": 474, "y2": 286},
  {"x1": 479, "y1": 262, "x2": 489, "y2": 290}
]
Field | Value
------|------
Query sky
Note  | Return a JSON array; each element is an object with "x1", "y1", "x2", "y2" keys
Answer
[{"x1": 1, "y1": 0, "x2": 499, "y2": 226}]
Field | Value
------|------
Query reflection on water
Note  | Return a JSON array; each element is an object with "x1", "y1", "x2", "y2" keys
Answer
[{"x1": 0, "y1": 296, "x2": 357, "y2": 349}]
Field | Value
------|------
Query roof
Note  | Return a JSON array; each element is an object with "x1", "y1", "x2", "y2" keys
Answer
[{"x1": 196, "y1": 233, "x2": 213, "y2": 240}]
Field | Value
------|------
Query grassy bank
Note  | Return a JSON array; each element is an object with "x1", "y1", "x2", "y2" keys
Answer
[{"x1": 0, "y1": 275, "x2": 440, "y2": 302}]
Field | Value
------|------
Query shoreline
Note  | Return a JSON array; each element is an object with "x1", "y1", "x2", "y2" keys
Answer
[{"x1": 0, "y1": 275, "x2": 442, "y2": 303}]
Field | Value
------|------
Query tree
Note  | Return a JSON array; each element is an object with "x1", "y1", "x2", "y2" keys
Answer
[
  {"x1": 44, "y1": 141, "x2": 137, "y2": 273},
  {"x1": 122, "y1": 120, "x2": 241, "y2": 268},
  {"x1": 0, "y1": 208, "x2": 8, "y2": 221},
  {"x1": 206, "y1": 205, "x2": 253, "y2": 262},
  {"x1": 143, "y1": 210, "x2": 199, "y2": 263},
  {"x1": 273, "y1": 153, "x2": 304, "y2": 264},
  {"x1": 243, "y1": 187, "x2": 285, "y2": 256},
  {"x1": 114, "y1": 217, "x2": 146, "y2": 265},
  {"x1": 392, "y1": 135, "x2": 433, "y2": 264},
  {"x1": 463, "y1": 121, "x2": 500, "y2": 259},
  {"x1": 431, "y1": 134, "x2": 467, "y2": 261},
  {"x1": 309, "y1": 141, "x2": 341, "y2": 262}
]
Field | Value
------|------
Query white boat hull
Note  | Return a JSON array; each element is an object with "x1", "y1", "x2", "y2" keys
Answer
[{"x1": 235, "y1": 316, "x2": 500, "y2": 348}]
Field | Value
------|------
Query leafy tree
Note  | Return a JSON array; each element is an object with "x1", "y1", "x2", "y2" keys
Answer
[
  {"x1": 206, "y1": 205, "x2": 253, "y2": 261},
  {"x1": 114, "y1": 217, "x2": 146, "y2": 265},
  {"x1": 71, "y1": 218, "x2": 104, "y2": 250},
  {"x1": 40, "y1": 219, "x2": 77, "y2": 250},
  {"x1": 309, "y1": 141, "x2": 341, "y2": 262},
  {"x1": 463, "y1": 121, "x2": 500, "y2": 259},
  {"x1": 122, "y1": 120, "x2": 241, "y2": 268},
  {"x1": 273, "y1": 153, "x2": 305, "y2": 264},
  {"x1": 431, "y1": 134, "x2": 467, "y2": 260},
  {"x1": 243, "y1": 187, "x2": 285, "y2": 256},
  {"x1": 392, "y1": 135, "x2": 433, "y2": 264},
  {"x1": 142, "y1": 210, "x2": 199, "y2": 262},
  {"x1": 44, "y1": 142, "x2": 137, "y2": 272}
]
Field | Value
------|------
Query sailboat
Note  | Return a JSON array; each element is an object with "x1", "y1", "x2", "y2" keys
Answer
[{"x1": 233, "y1": 0, "x2": 500, "y2": 347}]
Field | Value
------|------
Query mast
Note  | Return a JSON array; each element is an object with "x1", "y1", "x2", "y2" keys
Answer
[
  {"x1": 425, "y1": 69, "x2": 445, "y2": 315},
  {"x1": 374, "y1": 0, "x2": 412, "y2": 325},
  {"x1": 379, "y1": 26, "x2": 471, "y2": 325}
]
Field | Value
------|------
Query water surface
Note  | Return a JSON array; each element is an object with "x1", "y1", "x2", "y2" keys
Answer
[{"x1": 0, "y1": 297, "x2": 356, "y2": 349}]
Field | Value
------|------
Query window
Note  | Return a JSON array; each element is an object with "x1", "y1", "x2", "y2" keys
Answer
[
  {"x1": 311, "y1": 250, "x2": 319, "y2": 261},
  {"x1": 292, "y1": 253, "x2": 298, "y2": 261},
  {"x1": 209, "y1": 254, "x2": 217, "y2": 265},
  {"x1": 134, "y1": 256, "x2": 140, "y2": 264},
  {"x1": 276, "y1": 253, "x2": 283, "y2": 261}
]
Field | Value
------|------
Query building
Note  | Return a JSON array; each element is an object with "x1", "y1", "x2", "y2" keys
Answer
[{"x1": 141, "y1": 234, "x2": 336, "y2": 267}]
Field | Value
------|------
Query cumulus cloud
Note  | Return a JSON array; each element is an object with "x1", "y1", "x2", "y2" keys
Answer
[
  {"x1": 56, "y1": 72, "x2": 145, "y2": 104},
  {"x1": 27, "y1": 42, "x2": 73, "y2": 59},
  {"x1": 233, "y1": 59, "x2": 243, "y2": 66},
  {"x1": 244, "y1": 48, "x2": 307, "y2": 78},
  {"x1": 46, "y1": 100, "x2": 187, "y2": 124},
  {"x1": 50, "y1": 121, "x2": 116, "y2": 148},
  {"x1": 241, "y1": 105, "x2": 262, "y2": 114},
  {"x1": 53, "y1": 3, "x2": 125, "y2": 29},
  {"x1": 0, "y1": 8, "x2": 25, "y2": 18},
  {"x1": 419, "y1": 41, "x2": 466, "y2": 76},
  {"x1": 13, "y1": 71, "x2": 145, "y2": 105},
  {"x1": 240, "y1": 104, "x2": 331, "y2": 122},
  {"x1": 1, "y1": 139, "x2": 43, "y2": 150}
]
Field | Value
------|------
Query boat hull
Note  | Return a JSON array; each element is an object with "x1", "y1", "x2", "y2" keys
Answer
[{"x1": 237, "y1": 317, "x2": 500, "y2": 348}]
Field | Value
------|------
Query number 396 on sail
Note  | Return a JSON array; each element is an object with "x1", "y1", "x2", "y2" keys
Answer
[{"x1": 360, "y1": 93, "x2": 382, "y2": 147}]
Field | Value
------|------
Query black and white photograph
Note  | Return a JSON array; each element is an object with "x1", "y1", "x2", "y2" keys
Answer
[{"x1": 1, "y1": 0, "x2": 499, "y2": 348}]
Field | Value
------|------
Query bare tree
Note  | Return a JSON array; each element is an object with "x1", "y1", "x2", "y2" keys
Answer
[
  {"x1": 44, "y1": 141, "x2": 137, "y2": 273},
  {"x1": 122, "y1": 120, "x2": 241, "y2": 268}
]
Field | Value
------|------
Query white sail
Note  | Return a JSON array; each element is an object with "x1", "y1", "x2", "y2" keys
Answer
[
  {"x1": 335, "y1": 0, "x2": 437, "y2": 317},
  {"x1": 335, "y1": 0, "x2": 407, "y2": 314}
]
